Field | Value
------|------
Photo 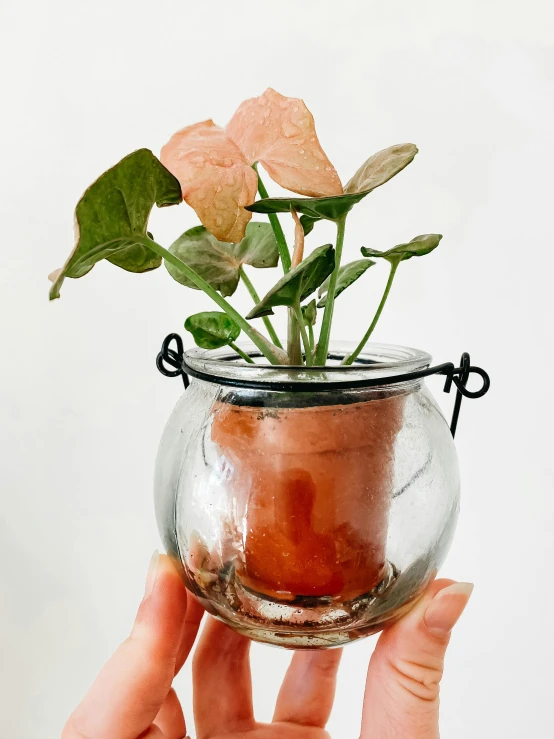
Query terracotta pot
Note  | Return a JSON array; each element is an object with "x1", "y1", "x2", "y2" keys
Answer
[{"x1": 210, "y1": 393, "x2": 405, "y2": 601}]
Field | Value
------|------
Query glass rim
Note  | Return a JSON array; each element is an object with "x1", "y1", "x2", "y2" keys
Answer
[{"x1": 183, "y1": 342, "x2": 432, "y2": 390}]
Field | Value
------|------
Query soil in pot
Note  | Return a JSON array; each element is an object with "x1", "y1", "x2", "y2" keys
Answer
[{"x1": 210, "y1": 391, "x2": 406, "y2": 602}]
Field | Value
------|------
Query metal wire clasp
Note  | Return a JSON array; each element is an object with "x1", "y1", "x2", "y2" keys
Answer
[
  {"x1": 439, "y1": 352, "x2": 490, "y2": 437},
  {"x1": 156, "y1": 333, "x2": 189, "y2": 389}
]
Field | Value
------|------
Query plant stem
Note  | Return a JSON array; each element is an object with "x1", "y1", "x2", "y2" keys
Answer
[
  {"x1": 307, "y1": 321, "x2": 315, "y2": 352},
  {"x1": 228, "y1": 341, "x2": 255, "y2": 363},
  {"x1": 143, "y1": 238, "x2": 285, "y2": 365},
  {"x1": 290, "y1": 207, "x2": 305, "y2": 268},
  {"x1": 256, "y1": 169, "x2": 291, "y2": 273},
  {"x1": 314, "y1": 216, "x2": 347, "y2": 365},
  {"x1": 255, "y1": 167, "x2": 300, "y2": 365},
  {"x1": 239, "y1": 266, "x2": 283, "y2": 349},
  {"x1": 342, "y1": 259, "x2": 400, "y2": 365},
  {"x1": 287, "y1": 311, "x2": 302, "y2": 365},
  {"x1": 293, "y1": 304, "x2": 313, "y2": 366}
]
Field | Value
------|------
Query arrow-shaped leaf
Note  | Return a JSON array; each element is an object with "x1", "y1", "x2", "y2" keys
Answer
[
  {"x1": 344, "y1": 143, "x2": 418, "y2": 194},
  {"x1": 246, "y1": 191, "x2": 368, "y2": 222},
  {"x1": 166, "y1": 222, "x2": 278, "y2": 298},
  {"x1": 317, "y1": 258, "x2": 375, "y2": 308},
  {"x1": 246, "y1": 143, "x2": 418, "y2": 225},
  {"x1": 361, "y1": 233, "x2": 442, "y2": 263},
  {"x1": 184, "y1": 311, "x2": 241, "y2": 350},
  {"x1": 246, "y1": 244, "x2": 335, "y2": 318},
  {"x1": 49, "y1": 149, "x2": 182, "y2": 300}
]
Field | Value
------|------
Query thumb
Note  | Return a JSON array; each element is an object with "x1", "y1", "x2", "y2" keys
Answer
[{"x1": 361, "y1": 579, "x2": 473, "y2": 739}]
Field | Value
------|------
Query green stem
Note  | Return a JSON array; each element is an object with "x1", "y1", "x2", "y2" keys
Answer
[
  {"x1": 293, "y1": 305, "x2": 313, "y2": 366},
  {"x1": 143, "y1": 238, "x2": 284, "y2": 365},
  {"x1": 228, "y1": 341, "x2": 255, "y2": 363},
  {"x1": 307, "y1": 321, "x2": 315, "y2": 352},
  {"x1": 287, "y1": 310, "x2": 302, "y2": 365},
  {"x1": 343, "y1": 259, "x2": 399, "y2": 365},
  {"x1": 314, "y1": 216, "x2": 347, "y2": 365},
  {"x1": 239, "y1": 266, "x2": 283, "y2": 349},
  {"x1": 256, "y1": 168, "x2": 291, "y2": 273}
]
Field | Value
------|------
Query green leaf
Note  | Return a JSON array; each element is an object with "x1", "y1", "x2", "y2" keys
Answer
[
  {"x1": 245, "y1": 191, "x2": 369, "y2": 222},
  {"x1": 165, "y1": 222, "x2": 278, "y2": 298},
  {"x1": 300, "y1": 215, "x2": 319, "y2": 236},
  {"x1": 49, "y1": 149, "x2": 182, "y2": 299},
  {"x1": 246, "y1": 143, "x2": 418, "y2": 225},
  {"x1": 344, "y1": 144, "x2": 418, "y2": 194},
  {"x1": 301, "y1": 299, "x2": 317, "y2": 326},
  {"x1": 232, "y1": 222, "x2": 279, "y2": 267},
  {"x1": 361, "y1": 234, "x2": 442, "y2": 263},
  {"x1": 184, "y1": 311, "x2": 241, "y2": 350},
  {"x1": 184, "y1": 312, "x2": 241, "y2": 351},
  {"x1": 246, "y1": 244, "x2": 335, "y2": 318},
  {"x1": 317, "y1": 258, "x2": 375, "y2": 308}
]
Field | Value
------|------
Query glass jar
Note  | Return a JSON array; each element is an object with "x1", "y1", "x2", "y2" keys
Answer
[{"x1": 154, "y1": 343, "x2": 460, "y2": 648}]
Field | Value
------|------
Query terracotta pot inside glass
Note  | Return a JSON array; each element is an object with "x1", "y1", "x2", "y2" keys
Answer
[{"x1": 155, "y1": 344, "x2": 460, "y2": 648}]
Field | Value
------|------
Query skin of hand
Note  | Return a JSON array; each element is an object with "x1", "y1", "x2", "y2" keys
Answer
[{"x1": 62, "y1": 553, "x2": 472, "y2": 739}]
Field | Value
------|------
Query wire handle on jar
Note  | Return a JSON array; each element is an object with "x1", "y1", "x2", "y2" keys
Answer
[{"x1": 156, "y1": 335, "x2": 490, "y2": 438}]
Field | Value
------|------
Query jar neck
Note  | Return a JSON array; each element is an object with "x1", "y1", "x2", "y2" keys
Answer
[{"x1": 183, "y1": 342, "x2": 432, "y2": 394}]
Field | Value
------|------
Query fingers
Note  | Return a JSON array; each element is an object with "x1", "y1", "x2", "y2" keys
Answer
[
  {"x1": 153, "y1": 688, "x2": 187, "y2": 739},
  {"x1": 175, "y1": 592, "x2": 204, "y2": 674},
  {"x1": 63, "y1": 553, "x2": 190, "y2": 739},
  {"x1": 273, "y1": 648, "x2": 342, "y2": 728},
  {"x1": 361, "y1": 579, "x2": 473, "y2": 739},
  {"x1": 193, "y1": 617, "x2": 255, "y2": 739}
]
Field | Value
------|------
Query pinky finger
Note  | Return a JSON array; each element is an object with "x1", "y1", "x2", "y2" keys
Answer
[
  {"x1": 139, "y1": 728, "x2": 165, "y2": 738},
  {"x1": 154, "y1": 687, "x2": 187, "y2": 739}
]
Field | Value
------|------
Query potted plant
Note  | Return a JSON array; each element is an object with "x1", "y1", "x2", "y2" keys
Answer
[{"x1": 50, "y1": 88, "x2": 488, "y2": 648}]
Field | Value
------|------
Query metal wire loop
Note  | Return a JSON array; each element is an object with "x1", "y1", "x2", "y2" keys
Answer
[{"x1": 156, "y1": 333, "x2": 189, "y2": 388}]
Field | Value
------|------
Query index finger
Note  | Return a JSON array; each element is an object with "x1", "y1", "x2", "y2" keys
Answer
[{"x1": 62, "y1": 553, "x2": 199, "y2": 739}]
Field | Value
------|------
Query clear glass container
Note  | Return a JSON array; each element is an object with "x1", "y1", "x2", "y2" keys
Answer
[{"x1": 154, "y1": 343, "x2": 460, "y2": 648}]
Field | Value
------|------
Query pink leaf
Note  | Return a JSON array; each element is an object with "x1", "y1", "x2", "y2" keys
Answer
[
  {"x1": 226, "y1": 88, "x2": 343, "y2": 198},
  {"x1": 161, "y1": 120, "x2": 257, "y2": 243}
]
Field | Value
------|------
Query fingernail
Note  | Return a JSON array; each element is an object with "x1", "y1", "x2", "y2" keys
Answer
[
  {"x1": 424, "y1": 582, "x2": 474, "y2": 637},
  {"x1": 144, "y1": 550, "x2": 160, "y2": 598}
]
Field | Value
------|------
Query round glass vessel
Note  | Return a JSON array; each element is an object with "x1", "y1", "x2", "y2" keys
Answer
[{"x1": 154, "y1": 343, "x2": 460, "y2": 648}]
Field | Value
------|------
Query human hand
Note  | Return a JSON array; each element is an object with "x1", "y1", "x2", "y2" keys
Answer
[{"x1": 62, "y1": 553, "x2": 472, "y2": 739}]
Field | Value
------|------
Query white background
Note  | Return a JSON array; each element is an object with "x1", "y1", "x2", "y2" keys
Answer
[{"x1": 1, "y1": 1, "x2": 553, "y2": 737}]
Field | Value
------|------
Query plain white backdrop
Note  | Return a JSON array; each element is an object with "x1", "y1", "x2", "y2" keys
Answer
[{"x1": 1, "y1": 1, "x2": 553, "y2": 736}]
